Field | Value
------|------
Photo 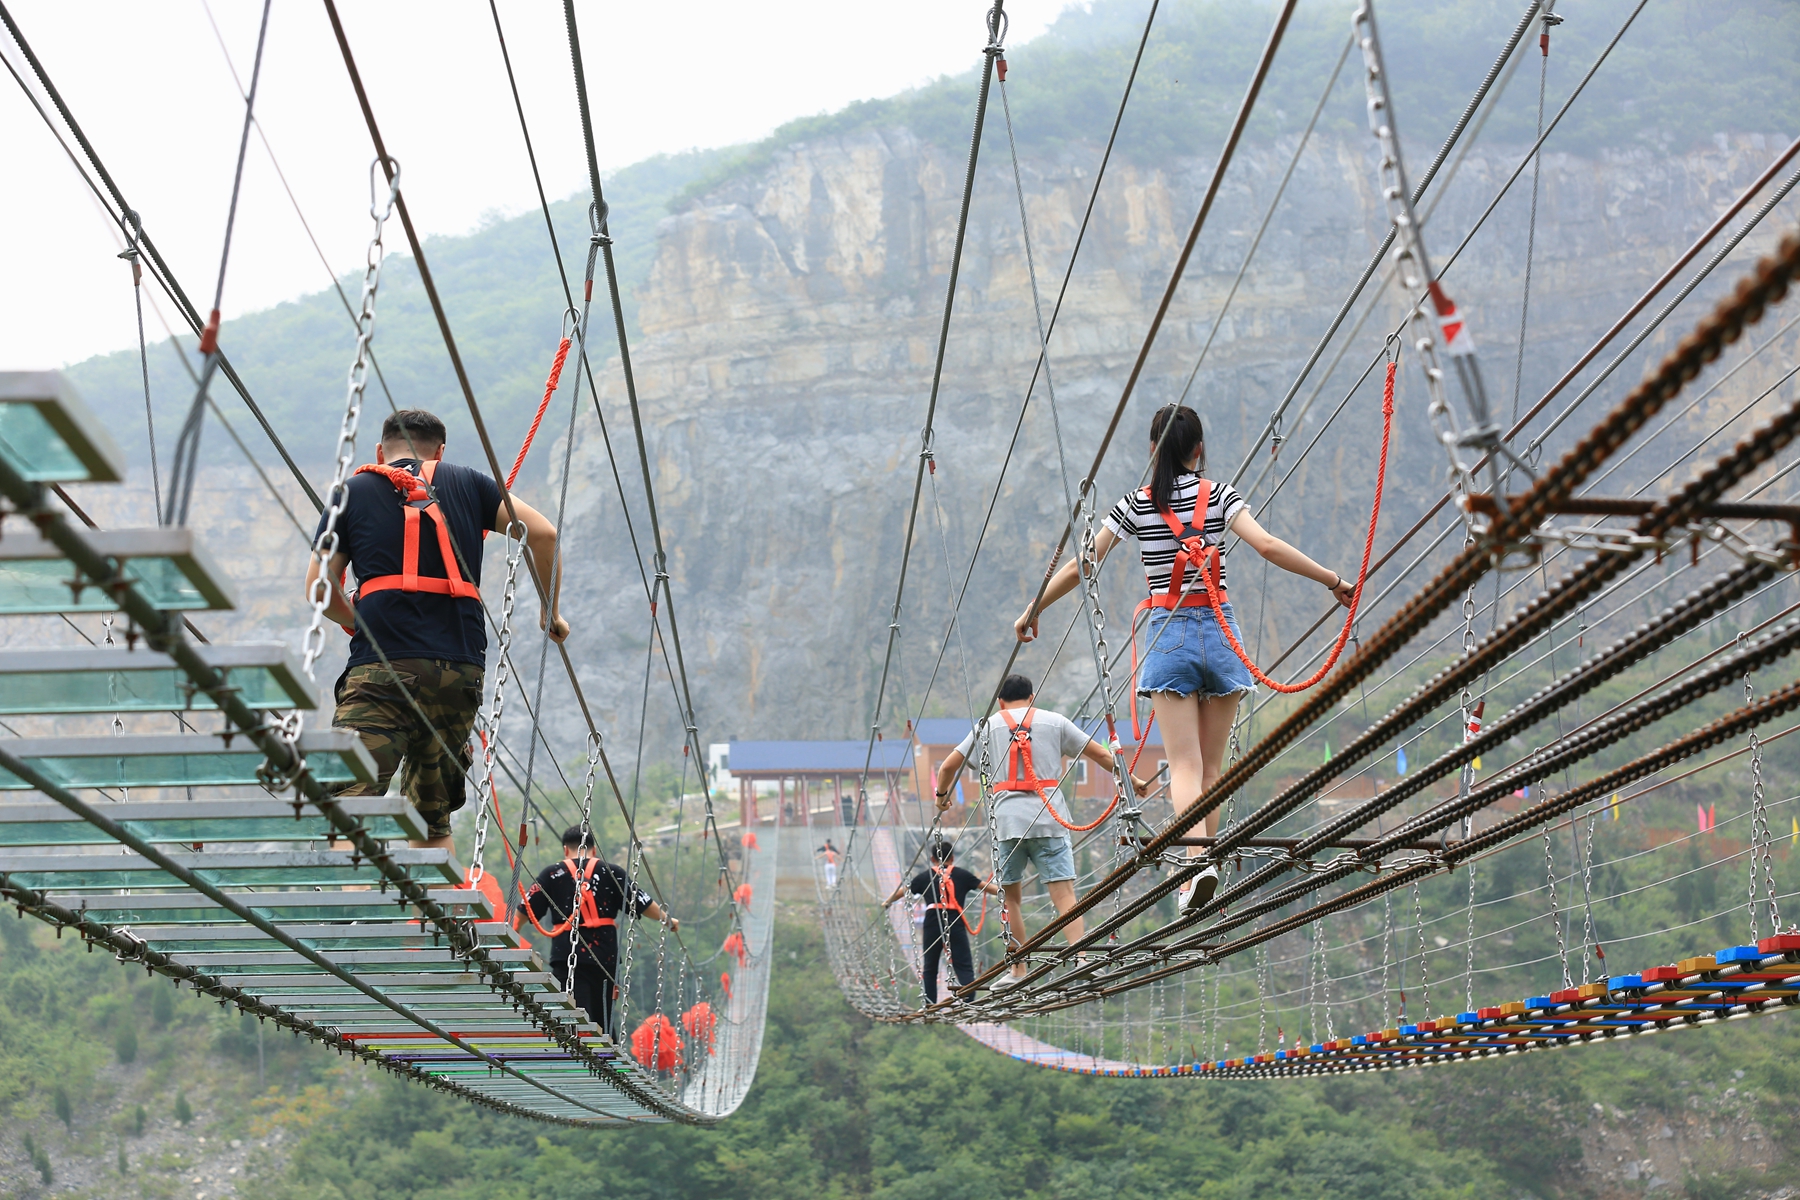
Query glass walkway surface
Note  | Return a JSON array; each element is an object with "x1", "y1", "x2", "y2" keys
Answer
[{"x1": 0, "y1": 372, "x2": 776, "y2": 1126}]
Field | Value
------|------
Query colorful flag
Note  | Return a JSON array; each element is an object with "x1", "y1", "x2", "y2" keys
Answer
[
  {"x1": 1396, "y1": 746, "x2": 1408, "y2": 775},
  {"x1": 1791, "y1": 817, "x2": 1798, "y2": 846},
  {"x1": 1698, "y1": 804, "x2": 1707, "y2": 833},
  {"x1": 1324, "y1": 740, "x2": 1332, "y2": 762},
  {"x1": 1709, "y1": 803, "x2": 1717, "y2": 832},
  {"x1": 1610, "y1": 792, "x2": 1620, "y2": 821},
  {"x1": 1472, "y1": 756, "x2": 1482, "y2": 771}
]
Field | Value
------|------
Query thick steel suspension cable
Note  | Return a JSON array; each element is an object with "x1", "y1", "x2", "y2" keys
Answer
[
  {"x1": 851, "y1": 0, "x2": 1008, "y2": 814},
  {"x1": 963, "y1": 227, "x2": 1800, "y2": 1002}
]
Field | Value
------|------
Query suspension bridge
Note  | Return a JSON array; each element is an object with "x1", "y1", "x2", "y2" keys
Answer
[
  {"x1": 2, "y1": 0, "x2": 1798, "y2": 1130},
  {"x1": 811, "y1": 0, "x2": 1800, "y2": 1081}
]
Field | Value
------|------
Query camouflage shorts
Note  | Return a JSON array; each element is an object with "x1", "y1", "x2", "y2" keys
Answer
[{"x1": 331, "y1": 659, "x2": 483, "y2": 840}]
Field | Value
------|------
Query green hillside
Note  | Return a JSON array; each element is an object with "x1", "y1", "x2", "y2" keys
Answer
[{"x1": 5, "y1": 861, "x2": 1795, "y2": 1197}]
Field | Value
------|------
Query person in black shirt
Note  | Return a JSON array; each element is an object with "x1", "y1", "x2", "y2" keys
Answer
[
  {"x1": 304, "y1": 409, "x2": 569, "y2": 850},
  {"x1": 526, "y1": 826, "x2": 679, "y2": 1036},
  {"x1": 883, "y1": 840, "x2": 998, "y2": 1004}
]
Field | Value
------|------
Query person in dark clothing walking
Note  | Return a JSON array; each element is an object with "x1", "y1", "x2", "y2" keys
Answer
[
  {"x1": 304, "y1": 408, "x2": 569, "y2": 850},
  {"x1": 525, "y1": 826, "x2": 678, "y2": 1036},
  {"x1": 883, "y1": 840, "x2": 998, "y2": 1004}
]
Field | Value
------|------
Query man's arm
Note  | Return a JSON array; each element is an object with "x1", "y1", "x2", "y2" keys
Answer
[
  {"x1": 933, "y1": 748, "x2": 968, "y2": 812},
  {"x1": 302, "y1": 550, "x2": 356, "y2": 626},
  {"x1": 494, "y1": 493, "x2": 570, "y2": 643},
  {"x1": 641, "y1": 899, "x2": 679, "y2": 933},
  {"x1": 1081, "y1": 737, "x2": 1150, "y2": 797}
]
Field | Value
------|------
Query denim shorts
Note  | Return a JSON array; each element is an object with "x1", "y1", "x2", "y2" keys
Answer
[
  {"x1": 995, "y1": 835, "x2": 1076, "y2": 885},
  {"x1": 1138, "y1": 603, "x2": 1257, "y2": 701}
]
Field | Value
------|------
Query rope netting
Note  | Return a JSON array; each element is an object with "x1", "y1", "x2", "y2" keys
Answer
[{"x1": 816, "y1": 0, "x2": 1800, "y2": 1083}]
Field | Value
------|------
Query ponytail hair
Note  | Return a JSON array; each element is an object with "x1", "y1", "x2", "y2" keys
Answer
[{"x1": 1148, "y1": 405, "x2": 1205, "y2": 513}]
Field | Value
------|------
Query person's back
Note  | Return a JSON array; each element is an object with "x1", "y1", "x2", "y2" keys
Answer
[
  {"x1": 331, "y1": 457, "x2": 498, "y2": 669},
  {"x1": 304, "y1": 408, "x2": 568, "y2": 852}
]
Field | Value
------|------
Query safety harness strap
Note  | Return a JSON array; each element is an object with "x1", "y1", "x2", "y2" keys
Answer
[
  {"x1": 992, "y1": 707, "x2": 1058, "y2": 797},
  {"x1": 1129, "y1": 478, "x2": 1226, "y2": 739},
  {"x1": 352, "y1": 459, "x2": 482, "y2": 602}
]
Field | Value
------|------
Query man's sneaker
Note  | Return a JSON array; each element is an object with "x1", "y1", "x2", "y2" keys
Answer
[
  {"x1": 1178, "y1": 865, "x2": 1220, "y2": 915},
  {"x1": 994, "y1": 971, "x2": 1028, "y2": 989}
]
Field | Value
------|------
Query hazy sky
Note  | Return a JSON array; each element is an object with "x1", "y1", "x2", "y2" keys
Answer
[{"x1": 1, "y1": 0, "x2": 1072, "y2": 368}]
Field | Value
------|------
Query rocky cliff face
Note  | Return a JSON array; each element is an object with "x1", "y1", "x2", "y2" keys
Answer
[{"x1": 542, "y1": 126, "x2": 1797, "y2": 748}]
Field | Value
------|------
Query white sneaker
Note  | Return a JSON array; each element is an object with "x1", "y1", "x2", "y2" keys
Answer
[
  {"x1": 1178, "y1": 865, "x2": 1220, "y2": 915},
  {"x1": 994, "y1": 971, "x2": 1028, "y2": 989}
]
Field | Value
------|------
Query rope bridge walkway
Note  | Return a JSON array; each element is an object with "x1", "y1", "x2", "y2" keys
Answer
[
  {"x1": 0, "y1": 0, "x2": 775, "y2": 1125},
  {"x1": 0, "y1": 375, "x2": 777, "y2": 1123},
  {"x1": 816, "y1": 0, "x2": 1800, "y2": 1080}
]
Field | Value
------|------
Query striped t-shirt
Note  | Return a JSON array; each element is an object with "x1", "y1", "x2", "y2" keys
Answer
[{"x1": 1102, "y1": 474, "x2": 1247, "y2": 596}]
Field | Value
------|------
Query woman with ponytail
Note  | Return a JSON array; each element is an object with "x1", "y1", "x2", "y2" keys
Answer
[{"x1": 1014, "y1": 405, "x2": 1354, "y2": 914}]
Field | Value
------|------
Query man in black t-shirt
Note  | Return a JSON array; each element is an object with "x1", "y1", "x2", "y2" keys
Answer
[
  {"x1": 883, "y1": 840, "x2": 998, "y2": 1004},
  {"x1": 526, "y1": 826, "x2": 678, "y2": 1035},
  {"x1": 304, "y1": 409, "x2": 569, "y2": 850}
]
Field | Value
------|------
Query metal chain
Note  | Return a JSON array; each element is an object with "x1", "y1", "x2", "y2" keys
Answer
[
  {"x1": 468, "y1": 523, "x2": 527, "y2": 884},
  {"x1": 565, "y1": 735, "x2": 604, "y2": 1035},
  {"x1": 1544, "y1": 825, "x2": 1571, "y2": 989},
  {"x1": 1379, "y1": 890, "x2": 1393, "y2": 1026},
  {"x1": 1743, "y1": 660, "x2": 1781, "y2": 938},
  {"x1": 1577, "y1": 808, "x2": 1600, "y2": 983},
  {"x1": 1254, "y1": 944, "x2": 1270, "y2": 1053},
  {"x1": 1354, "y1": 1, "x2": 1509, "y2": 527},
  {"x1": 1464, "y1": 858, "x2": 1478, "y2": 1013},
  {"x1": 1411, "y1": 876, "x2": 1431, "y2": 1019},
  {"x1": 302, "y1": 158, "x2": 400, "y2": 682}
]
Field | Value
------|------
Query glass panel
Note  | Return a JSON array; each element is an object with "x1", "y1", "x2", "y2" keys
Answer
[
  {"x1": 0, "y1": 402, "x2": 85, "y2": 481},
  {"x1": 0, "y1": 665, "x2": 302, "y2": 714},
  {"x1": 0, "y1": 748, "x2": 366, "y2": 789},
  {"x1": 0, "y1": 815, "x2": 416, "y2": 847},
  {"x1": 0, "y1": 556, "x2": 217, "y2": 613}
]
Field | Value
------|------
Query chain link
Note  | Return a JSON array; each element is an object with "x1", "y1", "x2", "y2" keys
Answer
[
  {"x1": 1577, "y1": 808, "x2": 1600, "y2": 984},
  {"x1": 1411, "y1": 876, "x2": 1432, "y2": 1019},
  {"x1": 1544, "y1": 825, "x2": 1571, "y2": 989},
  {"x1": 468, "y1": 522, "x2": 527, "y2": 884},
  {"x1": 1742, "y1": 659, "x2": 1782, "y2": 939},
  {"x1": 1464, "y1": 858, "x2": 1477, "y2": 1014},
  {"x1": 302, "y1": 158, "x2": 400, "y2": 682}
]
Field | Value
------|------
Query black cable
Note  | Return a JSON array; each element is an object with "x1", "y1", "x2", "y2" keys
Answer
[
  {"x1": 161, "y1": 0, "x2": 272, "y2": 528},
  {"x1": 0, "y1": 4, "x2": 323, "y2": 513}
]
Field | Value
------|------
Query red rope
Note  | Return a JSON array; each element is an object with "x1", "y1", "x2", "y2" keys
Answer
[
  {"x1": 1207, "y1": 358, "x2": 1395, "y2": 694},
  {"x1": 507, "y1": 336, "x2": 572, "y2": 489}
]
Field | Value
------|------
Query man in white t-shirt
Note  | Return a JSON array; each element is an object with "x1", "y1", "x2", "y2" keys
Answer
[{"x1": 932, "y1": 674, "x2": 1148, "y2": 986}]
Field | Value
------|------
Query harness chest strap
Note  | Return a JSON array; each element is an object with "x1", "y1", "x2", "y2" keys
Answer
[{"x1": 351, "y1": 458, "x2": 482, "y2": 602}]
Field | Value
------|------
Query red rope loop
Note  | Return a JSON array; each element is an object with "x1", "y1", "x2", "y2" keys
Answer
[{"x1": 1211, "y1": 357, "x2": 1396, "y2": 693}]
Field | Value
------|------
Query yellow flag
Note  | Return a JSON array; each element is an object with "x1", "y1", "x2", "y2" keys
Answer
[
  {"x1": 1472, "y1": 755, "x2": 1482, "y2": 771},
  {"x1": 1792, "y1": 816, "x2": 1798, "y2": 846},
  {"x1": 1611, "y1": 792, "x2": 1620, "y2": 821}
]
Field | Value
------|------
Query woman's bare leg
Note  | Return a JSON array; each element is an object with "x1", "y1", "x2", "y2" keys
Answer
[
  {"x1": 1151, "y1": 691, "x2": 1208, "y2": 855},
  {"x1": 1196, "y1": 692, "x2": 1242, "y2": 802}
]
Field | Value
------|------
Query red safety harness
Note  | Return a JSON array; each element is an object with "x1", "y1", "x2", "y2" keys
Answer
[
  {"x1": 350, "y1": 458, "x2": 482, "y2": 603},
  {"x1": 990, "y1": 706, "x2": 1120, "y2": 835},
  {"x1": 1128, "y1": 479, "x2": 1224, "y2": 740},
  {"x1": 522, "y1": 855, "x2": 618, "y2": 940},
  {"x1": 924, "y1": 862, "x2": 987, "y2": 935}
]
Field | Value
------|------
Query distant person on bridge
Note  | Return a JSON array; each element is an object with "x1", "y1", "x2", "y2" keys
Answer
[
  {"x1": 933, "y1": 674, "x2": 1149, "y2": 987},
  {"x1": 818, "y1": 839, "x2": 841, "y2": 888},
  {"x1": 1014, "y1": 404, "x2": 1354, "y2": 915},
  {"x1": 526, "y1": 826, "x2": 678, "y2": 1035},
  {"x1": 303, "y1": 408, "x2": 569, "y2": 852},
  {"x1": 883, "y1": 839, "x2": 999, "y2": 1003}
]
